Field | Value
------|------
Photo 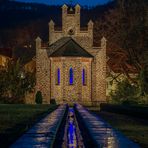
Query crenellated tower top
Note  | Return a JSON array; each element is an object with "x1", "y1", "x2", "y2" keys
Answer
[{"x1": 48, "y1": 4, "x2": 94, "y2": 48}]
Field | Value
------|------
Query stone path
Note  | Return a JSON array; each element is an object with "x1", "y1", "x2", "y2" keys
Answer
[
  {"x1": 11, "y1": 104, "x2": 67, "y2": 148},
  {"x1": 75, "y1": 104, "x2": 140, "y2": 148}
]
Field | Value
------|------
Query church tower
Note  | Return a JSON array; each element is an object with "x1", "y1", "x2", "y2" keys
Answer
[
  {"x1": 36, "y1": 4, "x2": 107, "y2": 105},
  {"x1": 48, "y1": 4, "x2": 93, "y2": 50},
  {"x1": 62, "y1": 4, "x2": 81, "y2": 35}
]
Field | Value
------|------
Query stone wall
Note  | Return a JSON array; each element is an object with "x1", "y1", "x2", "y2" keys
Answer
[
  {"x1": 94, "y1": 38, "x2": 107, "y2": 102},
  {"x1": 35, "y1": 37, "x2": 107, "y2": 104},
  {"x1": 50, "y1": 57, "x2": 92, "y2": 104},
  {"x1": 35, "y1": 4, "x2": 107, "y2": 104},
  {"x1": 48, "y1": 4, "x2": 93, "y2": 50},
  {"x1": 36, "y1": 37, "x2": 50, "y2": 103}
]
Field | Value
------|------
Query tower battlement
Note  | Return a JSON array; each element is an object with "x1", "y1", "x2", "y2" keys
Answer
[
  {"x1": 36, "y1": 4, "x2": 107, "y2": 105},
  {"x1": 49, "y1": 4, "x2": 93, "y2": 49}
]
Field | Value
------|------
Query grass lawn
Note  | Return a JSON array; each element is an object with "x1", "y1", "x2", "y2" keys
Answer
[
  {"x1": 0, "y1": 104, "x2": 57, "y2": 147},
  {"x1": 91, "y1": 110, "x2": 148, "y2": 148}
]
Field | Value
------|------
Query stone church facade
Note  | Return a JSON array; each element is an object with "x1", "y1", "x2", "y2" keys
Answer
[{"x1": 35, "y1": 4, "x2": 107, "y2": 105}]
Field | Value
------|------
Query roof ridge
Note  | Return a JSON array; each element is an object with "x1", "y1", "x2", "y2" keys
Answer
[
  {"x1": 49, "y1": 37, "x2": 72, "y2": 56},
  {"x1": 70, "y1": 38, "x2": 93, "y2": 57},
  {"x1": 49, "y1": 37, "x2": 93, "y2": 58},
  {"x1": 49, "y1": 37, "x2": 71, "y2": 47},
  {"x1": 57, "y1": 37, "x2": 72, "y2": 49}
]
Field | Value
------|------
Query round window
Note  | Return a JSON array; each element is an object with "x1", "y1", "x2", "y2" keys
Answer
[{"x1": 68, "y1": 29, "x2": 75, "y2": 35}]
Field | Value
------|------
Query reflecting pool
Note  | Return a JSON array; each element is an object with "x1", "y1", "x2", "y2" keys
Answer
[{"x1": 68, "y1": 108, "x2": 77, "y2": 148}]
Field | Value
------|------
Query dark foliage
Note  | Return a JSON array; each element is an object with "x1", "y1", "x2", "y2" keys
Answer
[
  {"x1": 50, "y1": 98, "x2": 56, "y2": 105},
  {"x1": 110, "y1": 79, "x2": 139, "y2": 104},
  {"x1": 35, "y1": 91, "x2": 42, "y2": 104},
  {"x1": 0, "y1": 0, "x2": 115, "y2": 48},
  {"x1": 100, "y1": 103, "x2": 148, "y2": 119},
  {"x1": 0, "y1": 60, "x2": 35, "y2": 103}
]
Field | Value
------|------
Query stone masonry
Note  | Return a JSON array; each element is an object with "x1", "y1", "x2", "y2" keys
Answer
[{"x1": 36, "y1": 4, "x2": 107, "y2": 105}]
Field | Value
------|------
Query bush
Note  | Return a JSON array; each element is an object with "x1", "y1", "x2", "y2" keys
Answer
[
  {"x1": 139, "y1": 66, "x2": 148, "y2": 96},
  {"x1": 50, "y1": 98, "x2": 56, "y2": 105},
  {"x1": 35, "y1": 91, "x2": 42, "y2": 104},
  {"x1": 100, "y1": 103, "x2": 148, "y2": 119},
  {"x1": 110, "y1": 79, "x2": 138, "y2": 105}
]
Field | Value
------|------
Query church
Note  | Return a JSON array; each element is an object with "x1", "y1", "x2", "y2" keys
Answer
[{"x1": 35, "y1": 4, "x2": 107, "y2": 105}]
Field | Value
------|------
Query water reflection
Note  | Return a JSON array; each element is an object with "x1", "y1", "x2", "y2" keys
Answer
[{"x1": 68, "y1": 108, "x2": 77, "y2": 148}]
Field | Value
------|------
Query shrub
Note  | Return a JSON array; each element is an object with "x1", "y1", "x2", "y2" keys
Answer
[
  {"x1": 139, "y1": 66, "x2": 148, "y2": 96},
  {"x1": 35, "y1": 91, "x2": 42, "y2": 104},
  {"x1": 110, "y1": 79, "x2": 138, "y2": 105},
  {"x1": 50, "y1": 98, "x2": 56, "y2": 105},
  {"x1": 100, "y1": 103, "x2": 148, "y2": 119}
]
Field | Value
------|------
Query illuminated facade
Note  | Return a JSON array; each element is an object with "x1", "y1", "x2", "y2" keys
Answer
[
  {"x1": 0, "y1": 48, "x2": 12, "y2": 69},
  {"x1": 36, "y1": 4, "x2": 107, "y2": 104}
]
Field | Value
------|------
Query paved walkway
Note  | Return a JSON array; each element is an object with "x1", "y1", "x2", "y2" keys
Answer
[
  {"x1": 75, "y1": 104, "x2": 140, "y2": 148},
  {"x1": 11, "y1": 104, "x2": 67, "y2": 148}
]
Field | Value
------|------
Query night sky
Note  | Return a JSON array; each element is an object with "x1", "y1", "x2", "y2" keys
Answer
[{"x1": 15, "y1": 0, "x2": 111, "y2": 6}]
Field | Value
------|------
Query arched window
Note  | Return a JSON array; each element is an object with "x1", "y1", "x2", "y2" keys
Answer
[
  {"x1": 69, "y1": 68, "x2": 74, "y2": 85},
  {"x1": 82, "y1": 68, "x2": 87, "y2": 85},
  {"x1": 56, "y1": 68, "x2": 60, "y2": 85}
]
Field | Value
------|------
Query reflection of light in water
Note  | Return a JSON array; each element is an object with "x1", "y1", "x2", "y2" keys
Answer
[
  {"x1": 68, "y1": 108, "x2": 77, "y2": 148},
  {"x1": 106, "y1": 137, "x2": 116, "y2": 148}
]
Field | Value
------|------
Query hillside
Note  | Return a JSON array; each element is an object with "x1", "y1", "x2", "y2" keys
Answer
[
  {"x1": 0, "y1": 0, "x2": 115, "y2": 47},
  {"x1": 0, "y1": 0, "x2": 147, "y2": 74}
]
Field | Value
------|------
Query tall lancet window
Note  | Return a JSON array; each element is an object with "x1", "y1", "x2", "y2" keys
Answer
[
  {"x1": 82, "y1": 68, "x2": 87, "y2": 85},
  {"x1": 56, "y1": 68, "x2": 60, "y2": 85},
  {"x1": 69, "y1": 68, "x2": 74, "y2": 85}
]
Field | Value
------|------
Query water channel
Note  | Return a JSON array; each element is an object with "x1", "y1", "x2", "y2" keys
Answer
[
  {"x1": 67, "y1": 107, "x2": 84, "y2": 148},
  {"x1": 11, "y1": 104, "x2": 140, "y2": 148}
]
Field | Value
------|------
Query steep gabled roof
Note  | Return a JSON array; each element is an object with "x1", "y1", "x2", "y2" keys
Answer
[
  {"x1": 47, "y1": 37, "x2": 71, "y2": 55},
  {"x1": 49, "y1": 37, "x2": 93, "y2": 58}
]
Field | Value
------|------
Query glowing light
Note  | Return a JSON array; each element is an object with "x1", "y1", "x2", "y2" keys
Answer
[
  {"x1": 68, "y1": 108, "x2": 77, "y2": 148},
  {"x1": 82, "y1": 69, "x2": 85, "y2": 85},
  {"x1": 58, "y1": 68, "x2": 60, "y2": 85},
  {"x1": 69, "y1": 68, "x2": 74, "y2": 85}
]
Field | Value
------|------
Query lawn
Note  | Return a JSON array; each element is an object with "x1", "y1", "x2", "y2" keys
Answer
[
  {"x1": 91, "y1": 110, "x2": 148, "y2": 148},
  {"x1": 0, "y1": 104, "x2": 57, "y2": 147}
]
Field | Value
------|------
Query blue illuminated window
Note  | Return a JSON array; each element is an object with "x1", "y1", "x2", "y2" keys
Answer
[
  {"x1": 82, "y1": 69, "x2": 87, "y2": 85},
  {"x1": 69, "y1": 68, "x2": 73, "y2": 85},
  {"x1": 58, "y1": 68, "x2": 60, "y2": 84},
  {"x1": 56, "y1": 68, "x2": 60, "y2": 85}
]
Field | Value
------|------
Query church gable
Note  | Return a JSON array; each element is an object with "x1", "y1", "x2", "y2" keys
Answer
[
  {"x1": 47, "y1": 37, "x2": 70, "y2": 56},
  {"x1": 49, "y1": 4, "x2": 94, "y2": 49},
  {"x1": 35, "y1": 4, "x2": 107, "y2": 104},
  {"x1": 49, "y1": 37, "x2": 93, "y2": 58}
]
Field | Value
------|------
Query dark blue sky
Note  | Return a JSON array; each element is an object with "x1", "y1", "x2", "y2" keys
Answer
[{"x1": 15, "y1": 0, "x2": 111, "y2": 6}]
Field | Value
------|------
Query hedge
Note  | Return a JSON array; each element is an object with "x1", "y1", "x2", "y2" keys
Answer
[{"x1": 100, "y1": 103, "x2": 148, "y2": 119}]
